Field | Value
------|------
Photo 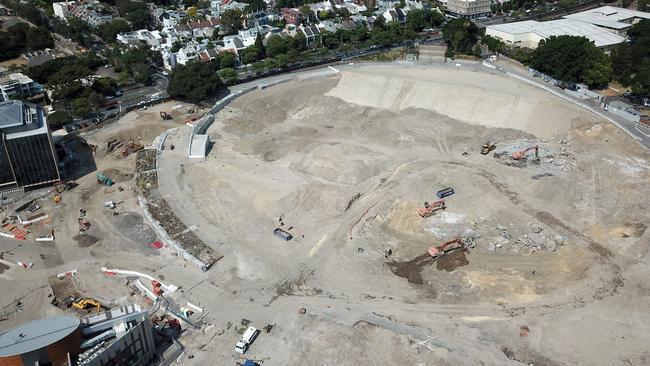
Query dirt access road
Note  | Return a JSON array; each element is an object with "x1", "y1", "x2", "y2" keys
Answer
[{"x1": 151, "y1": 63, "x2": 650, "y2": 365}]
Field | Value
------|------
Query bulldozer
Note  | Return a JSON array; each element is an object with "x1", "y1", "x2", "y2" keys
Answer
[
  {"x1": 480, "y1": 141, "x2": 497, "y2": 155},
  {"x1": 417, "y1": 199, "x2": 446, "y2": 218},
  {"x1": 72, "y1": 298, "x2": 102, "y2": 312},
  {"x1": 512, "y1": 145, "x2": 539, "y2": 160},
  {"x1": 428, "y1": 238, "x2": 466, "y2": 259},
  {"x1": 160, "y1": 111, "x2": 172, "y2": 120}
]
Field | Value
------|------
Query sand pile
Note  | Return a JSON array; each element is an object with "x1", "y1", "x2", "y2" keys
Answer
[{"x1": 327, "y1": 69, "x2": 587, "y2": 137}]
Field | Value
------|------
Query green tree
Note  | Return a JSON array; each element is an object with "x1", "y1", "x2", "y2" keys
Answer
[
  {"x1": 482, "y1": 35, "x2": 504, "y2": 53},
  {"x1": 217, "y1": 52, "x2": 237, "y2": 69},
  {"x1": 530, "y1": 35, "x2": 611, "y2": 86},
  {"x1": 220, "y1": 9, "x2": 244, "y2": 34},
  {"x1": 71, "y1": 98, "x2": 92, "y2": 117},
  {"x1": 97, "y1": 19, "x2": 131, "y2": 42},
  {"x1": 254, "y1": 33, "x2": 265, "y2": 59},
  {"x1": 26, "y1": 27, "x2": 54, "y2": 50},
  {"x1": 442, "y1": 18, "x2": 479, "y2": 55},
  {"x1": 92, "y1": 77, "x2": 119, "y2": 96},
  {"x1": 610, "y1": 20, "x2": 650, "y2": 96},
  {"x1": 219, "y1": 67, "x2": 237, "y2": 82},
  {"x1": 373, "y1": 15, "x2": 386, "y2": 30},
  {"x1": 406, "y1": 9, "x2": 426, "y2": 32},
  {"x1": 46, "y1": 111, "x2": 72, "y2": 130},
  {"x1": 168, "y1": 61, "x2": 224, "y2": 102}
]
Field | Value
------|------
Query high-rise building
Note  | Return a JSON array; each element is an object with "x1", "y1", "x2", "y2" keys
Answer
[{"x1": 0, "y1": 100, "x2": 60, "y2": 191}]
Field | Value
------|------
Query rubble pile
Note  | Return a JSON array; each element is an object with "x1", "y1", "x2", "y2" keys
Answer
[
  {"x1": 136, "y1": 171, "x2": 158, "y2": 197},
  {"x1": 135, "y1": 149, "x2": 157, "y2": 173},
  {"x1": 492, "y1": 139, "x2": 575, "y2": 172},
  {"x1": 147, "y1": 195, "x2": 222, "y2": 268},
  {"x1": 482, "y1": 222, "x2": 565, "y2": 254}
]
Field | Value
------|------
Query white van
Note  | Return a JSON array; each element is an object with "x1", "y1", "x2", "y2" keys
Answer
[{"x1": 235, "y1": 326, "x2": 260, "y2": 354}]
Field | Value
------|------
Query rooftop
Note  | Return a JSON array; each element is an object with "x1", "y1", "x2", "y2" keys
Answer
[
  {"x1": 563, "y1": 6, "x2": 650, "y2": 30},
  {"x1": 0, "y1": 316, "x2": 80, "y2": 356},
  {"x1": 487, "y1": 18, "x2": 626, "y2": 47}
]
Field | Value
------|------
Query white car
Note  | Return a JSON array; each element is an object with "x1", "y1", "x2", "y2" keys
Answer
[{"x1": 150, "y1": 93, "x2": 160, "y2": 101}]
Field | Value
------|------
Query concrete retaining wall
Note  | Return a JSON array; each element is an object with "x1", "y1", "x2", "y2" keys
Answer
[{"x1": 137, "y1": 196, "x2": 209, "y2": 272}]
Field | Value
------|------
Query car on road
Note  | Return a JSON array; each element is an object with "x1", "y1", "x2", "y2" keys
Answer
[
  {"x1": 150, "y1": 93, "x2": 160, "y2": 101},
  {"x1": 161, "y1": 71, "x2": 169, "y2": 76}
]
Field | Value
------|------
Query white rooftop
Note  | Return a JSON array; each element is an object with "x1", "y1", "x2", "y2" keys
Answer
[
  {"x1": 487, "y1": 18, "x2": 626, "y2": 47},
  {"x1": 563, "y1": 6, "x2": 650, "y2": 30}
]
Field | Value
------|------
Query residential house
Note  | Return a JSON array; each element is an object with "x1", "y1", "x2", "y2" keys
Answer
[
  {"x1": 445, "y1": 0, "x2": 491, "y2": 18},
  {"x1": 188, "y1": 18, "x2": 220, "y2": 37},
  {"x1": 383, "y1": 8, "x2": 406, "y2": 22},
  {"x1": 299, "y1": 24, "x2": 321, "y2": 45},
  {"x1": 281, "y1": 8, "x2": 304, "y2": 25}
]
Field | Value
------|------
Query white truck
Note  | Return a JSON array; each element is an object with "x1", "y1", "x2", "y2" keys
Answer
[{"x1": 235, "y1": 326, "x2": 260, "y2": 354}]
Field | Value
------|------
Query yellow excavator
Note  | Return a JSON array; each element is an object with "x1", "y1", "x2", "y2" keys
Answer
[{"x1": 72, "y1": 298, "x2": 102, "y2": 312}]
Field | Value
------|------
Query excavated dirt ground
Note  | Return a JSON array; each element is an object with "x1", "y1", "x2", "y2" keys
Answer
[{"x1": 175, "y1": 65, "x2": 650, "y2": 365}]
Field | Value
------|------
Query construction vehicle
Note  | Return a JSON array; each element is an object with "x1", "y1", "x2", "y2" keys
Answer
[
  {"x1": 436, "y1": 187, "x2": 455, "y2": 199},
  {"x1": 152, "y1": 280, "x2": 163, "y2": 296},
  {"x1": 160, "y1": 111, "x2": 172, "y2": 120},
  {"x1": 417, "y1": 199, "x2": 446, "y2": 218},
  {"x1": 428, "y1": 238, "x2": 466, "y2": 259},
  {"x1": 78, "y1": 218, "x2": 91, "y2": 232},
  {"x1": 96, "y1": 172, "x2": 114, "y2": 186},
  {"x1": 512, "y1": 145, "x2": 539, "y2": 160},
  {"x1": 72, "y1": 298, "x2": 102, "y2": 312},
  {"x1": 480, "y1": 141, "x2": 497, "y2": 155}
]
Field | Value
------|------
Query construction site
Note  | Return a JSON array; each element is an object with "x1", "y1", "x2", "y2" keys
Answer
[{"x1": 1, "y1": 63, "x2": 649, "y2": 366}]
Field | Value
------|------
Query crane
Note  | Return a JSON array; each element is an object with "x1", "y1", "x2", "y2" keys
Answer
[
  {"x1": 512, "y1": 145, "x2": 539, "y2": 160},
  {"x1": 428, "y1": 238, "x2": 465, "y2": 259},
  {"x1": 417, "y1": 199, "x2": 446, "y2": 218}
]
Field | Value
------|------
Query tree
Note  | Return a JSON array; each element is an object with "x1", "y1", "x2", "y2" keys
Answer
[
  {"x1": 215, "y1": 52, "x2": 236, "y2": 69},
  {"x1": 92, "y1": 77, "x2": 119, "y2": 96},
  {"x1": 610, "y1": 20, "x2": 650, "y2": 96},
  {"x1": 406, "y1": 9, "x2": 426, "y2": 32},
  {"x1": 220, "y1": 9, "x2": 244, "y2": 34},
  {"x1": 530, "y1": 35, "x2": 611, "y2": 86},
  {"x1": 240, "y1": 46, "x2": 260, "y2": 64},
  {"x1": 168, "y1": 61, "x2": 224, "y2": 102},
  {"x1": 373, "y1": 15, "x2": 386, "y2": 30},
  {"x1": 98, "y1": 19, "x2": 131, "y2": 42},
  {"x1": 219, "y1": 68, "x2": 237, "y2": 82},
  {"x1": 71, "y1": 98, "x2": 92, "y2": 117},
  {"x1": 482, "y1": 35, "x2": 504, "y2": 53},
  {"x1": 26, "y1": 27, "x2": 54, "y2": 50},
  {"x1": 46, "y1": 111, "x2": 72, "y2": 130},
  {"x1": 442, "y1": 18, "x2": 479, "y2": 55},
  {"x1": 254, "y1": 33, "x2": 265, "y2": 59}
]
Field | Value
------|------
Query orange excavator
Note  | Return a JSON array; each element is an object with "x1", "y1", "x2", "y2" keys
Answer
[
  {"x1": 417, "y1": 199, "x2": 446, "y2": 218},
  {"x1": 512, "y1": 145, "x2": 539, "y2": 160},
  {"x1": 428, "y1": 238, "x2": 465, "y2": 259}
]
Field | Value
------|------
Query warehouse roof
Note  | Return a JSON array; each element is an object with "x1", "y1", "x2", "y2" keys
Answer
[
  {"x1": 564, "y1": 6, "x2": 650, "y2": 30},
  {"x1": 0, "y1": 316, "x2": 80, "y2": 356},
  {"x1": 487, "y1": 19, "x2": 626, "y2": 47}
]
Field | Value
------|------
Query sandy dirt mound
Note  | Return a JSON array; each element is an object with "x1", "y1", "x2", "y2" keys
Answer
[{"x1": 327, "y1": 68, "x2": 588, "y2": 138}]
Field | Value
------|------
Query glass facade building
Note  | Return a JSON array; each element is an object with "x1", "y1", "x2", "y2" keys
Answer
[{"x1": 0, "y1": 101, "x2": 60, "y2": 191}]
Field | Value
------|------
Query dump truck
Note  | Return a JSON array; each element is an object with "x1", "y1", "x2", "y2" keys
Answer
[{"x1": 96, "y1": 172, "x2": 114, "y2": 186}]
